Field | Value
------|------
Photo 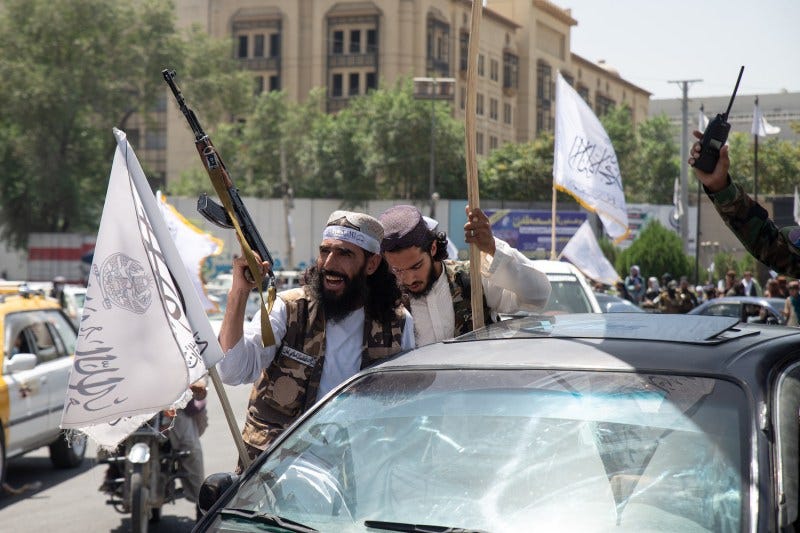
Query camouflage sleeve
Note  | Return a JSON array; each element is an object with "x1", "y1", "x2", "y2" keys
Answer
[{"x1": 709, "y1": 177, "x2": 800, "y2": 278}]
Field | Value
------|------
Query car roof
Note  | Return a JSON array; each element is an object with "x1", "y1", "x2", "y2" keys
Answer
[
  {"x1": 373, "y1": 313, "x2": 800, "y2": 381},
  {"x1": 689, "y1": 295, "x2": 785, "y2": 314}
]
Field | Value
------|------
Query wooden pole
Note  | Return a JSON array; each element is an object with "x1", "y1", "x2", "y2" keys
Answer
[
  {"x1": 465, "y1": 0, "x2": 484, "y2": 330},
  {"x1": 208, "y1": 366, "x2": 251, "y2": 469}
]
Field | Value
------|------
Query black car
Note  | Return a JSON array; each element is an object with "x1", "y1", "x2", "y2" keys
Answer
[
  {"x1": 196, "y1": 313, "x2": 800, "y2": 532},
  {"x1": 688, "y1": 295, "x2": 786, "y2": 325}
]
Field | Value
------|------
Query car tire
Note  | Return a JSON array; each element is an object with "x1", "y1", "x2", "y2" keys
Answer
[
  {"x1": 131, "y1": 468, "x2": 149, "y2": 533},
  {"x1": 49, "y1": 430, "x2": 87, "y2": 468}
]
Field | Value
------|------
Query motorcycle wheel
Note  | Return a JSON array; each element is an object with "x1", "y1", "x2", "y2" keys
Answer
[{"x1": 130, "y1": 470, "x2": 149, "y2": 533}]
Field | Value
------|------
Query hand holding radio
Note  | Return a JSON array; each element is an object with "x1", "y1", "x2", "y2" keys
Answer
[
  {"x1": 690, "y1": 130, "x2": 729, "y2": 193},
  {"x1": 689, "y1": 66, "x2": 744, "y2": 192}
]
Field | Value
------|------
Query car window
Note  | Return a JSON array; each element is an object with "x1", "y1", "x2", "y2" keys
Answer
[
  {"x1": 5, "y1": 310, "x2": 76, "y2": 363},
  {"x1": 704, "y1": 303, "x2": 741, "y2": 318},
  {"x1": 545, "y1": 277, "x2": 593, "y2": 314},
  {"x1": 223, "y1": 369, "x2": 746, "y2": 532},
  {"x1": 776, "y1": 361, "x2": 800, "y2": 529}
]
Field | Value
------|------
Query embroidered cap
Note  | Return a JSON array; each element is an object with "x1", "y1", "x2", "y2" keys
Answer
[
  {"x1": 322, "y1": 210, "x2": 383, "y2": 254},
  {"x1": 379, "y1": 205, "x2": 430, "y2": 253}
]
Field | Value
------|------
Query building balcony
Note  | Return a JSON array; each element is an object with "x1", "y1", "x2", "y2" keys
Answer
[
  {"x1": 239, "y1": 56, "x2": 281, "y2": 71},
  {"x1": 328, "y1": 53, "x2": 377, "y2": 68}
]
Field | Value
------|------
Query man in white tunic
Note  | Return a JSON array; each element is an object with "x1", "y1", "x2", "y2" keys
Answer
[
  {"x1": 379, "y1": 205, "x2": 550, "y2": 347},
  {"x1": 217, "y1": 210, "x2": 415, "y2": 463}
]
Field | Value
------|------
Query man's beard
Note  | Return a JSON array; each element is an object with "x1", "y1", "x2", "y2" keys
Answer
[
  {"x1": 308, "y1": 265, "x2": 369, "y2": 321},
  {"x1": 406, "y1": 260, "x2": 439, "y2": 300}
]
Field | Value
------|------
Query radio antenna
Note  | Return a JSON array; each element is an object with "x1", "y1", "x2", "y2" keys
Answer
[{"x1": 723, "y1": 66, "x2": 745, "y2": 119}]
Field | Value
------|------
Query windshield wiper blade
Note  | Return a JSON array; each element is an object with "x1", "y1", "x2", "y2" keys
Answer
[
  {"x1": 219, "y1": 508, "x2": 319, "y2": 532},
  {"x1": 364, "y1": 520, "x2": 489, "y2": 533}
]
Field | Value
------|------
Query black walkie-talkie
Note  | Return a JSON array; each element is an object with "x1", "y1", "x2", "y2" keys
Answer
[{"x1": 692, "y1": 66, "x2": 744, "y2": 173}]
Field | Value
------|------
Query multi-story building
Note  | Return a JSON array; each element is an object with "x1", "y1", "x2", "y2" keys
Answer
[{"x1": 157, "y1": 0, "x2": 650, "y2": 186}]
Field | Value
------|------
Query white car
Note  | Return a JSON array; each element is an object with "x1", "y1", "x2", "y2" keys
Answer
[
  {"x1": 531, "y1": 260, "x2": 602, "y2": 314},
  {"x1": 0, "y1": 284, "x2": 87, "y2": 485}
]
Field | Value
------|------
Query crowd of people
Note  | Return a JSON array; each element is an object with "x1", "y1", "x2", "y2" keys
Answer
[{"x1": 596, "y1": 263, "x2": 800, "y2": 323}]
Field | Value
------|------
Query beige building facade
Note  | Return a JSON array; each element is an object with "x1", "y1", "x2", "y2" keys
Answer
[{"x1": 159, "y1": 0, "x2": 650, "y2": 186}]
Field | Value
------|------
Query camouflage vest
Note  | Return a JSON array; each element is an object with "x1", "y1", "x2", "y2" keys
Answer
[
  {"x1": 242, "y1": 286, "x2": 406, "y2": 453},
  {"x1": 443, "y1": 260, "x2": 494, "y2": 335}
]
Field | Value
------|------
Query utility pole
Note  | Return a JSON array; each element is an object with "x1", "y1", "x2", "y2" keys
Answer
[
  {"x1": 669, "y1": 78, "x2": 702, "y2": 254},
  {"x1": 280, "y1": 140, "x2": 294, "y2": 270}
]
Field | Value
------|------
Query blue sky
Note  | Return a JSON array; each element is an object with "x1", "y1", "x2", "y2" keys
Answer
[{"x1": 551, "y1": 0, "x2": 800, "y2": 100}]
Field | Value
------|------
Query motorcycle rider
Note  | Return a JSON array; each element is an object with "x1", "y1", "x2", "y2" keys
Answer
[{"x1": 99, "y1": 378, "x2": 208, "y2": 513}]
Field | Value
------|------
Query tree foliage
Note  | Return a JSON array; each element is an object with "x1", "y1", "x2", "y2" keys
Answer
[
  {"x1": 0, "y1": 0, "x2": 249, "y2": 249},
  {"x1": 615, "y1": 220, "x2": 692, "y2": 282},
  {"x1": 478, "y1": 133, "x2": 558, "y2": 202}
]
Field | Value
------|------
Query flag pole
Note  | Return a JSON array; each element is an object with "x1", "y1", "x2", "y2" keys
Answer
[
  {"x1": 464, "y1": 0, "x2": 484, "y2": 330},
  {"x1": 753, "y1": 97, "x2": 759, "y2": 204},
  {"x1": 208, "y1": 367, "x2": 251, "y2": 469},
  {"x1": 550, "y1": 186, "x2": 557, "y2": 259}
]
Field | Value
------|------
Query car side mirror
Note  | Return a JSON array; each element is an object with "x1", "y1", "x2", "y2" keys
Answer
[
  {"x1": 198, "y1": 472, "x2": 239, "y2": 516},
  {"x1": 4, "y1": 352, "x2": 38, "y2": 373}
]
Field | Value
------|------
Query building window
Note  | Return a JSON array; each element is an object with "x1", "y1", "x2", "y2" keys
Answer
[
  {"x1": 476, "y1": 93, "x2": 484, "y2": 115},
  {"x1": 489, "y1": 98, "x2": 498, "y2": 120},
  {"x1": 478, "y1": 54, "x2": 484, "y2": 76},
  {"x1": 503, "y1": 103, "x2": 512, "y2": 125},
  {"x1": 350, "y1": 30, "x2": 361, "y2": 54},
  {"x1": 459, "y1": 32, "x2": 468, "y2": 72},
  {"x1": 269, "y1": 75, "x2": 280, "y2": 92},
  {"x1": 503, "y1": 52, "x2": 518, "y2": 92},
  {"x1": 238, "y1": 35, "x2": 248, "y2": 58},
  {"x1": 367, "y1": 29, "x2": 378, "y2": 53},
  {"x1": 426, "y1": 16, "x2": 450, "y2": 76},
  {"x1": 577, "y1": 85, "x2": 590, "y2": 104},
  {"x1": 476, "y1": 132, "x2": 484, "y2": 155},
  {"x1": 254, "y1": 75, "x2": 264, "y2": 94},
  {"x1": 562, "y1": 72, "x2": 574, "y2": 86},
  {"x1": 366, "y1": 72, "x2": 377, "y2": 91},
  {"x1": 490, "y1": 58, "x2": 499, "y2": 81},
  {"x1": 332, "y1": 73, "x2": 343, "y2": 97},
  {"x1": 270, "y1": 33, "x2": 280, "y2": 57},
  {"x1": 489, "y1": 135, "x2": 498, "y2": 151},
  {"x1": 536, "y1": 61, "x2": 554, "y2": 133},
  {"x1": 145, "y1": 128, "x2": 167, "y2": 150},
  {"x1": 349, "y1": 72, "x2": 360, "y2": 96},
  {"x1": 253, "y1": 34, "x2": 265, "y2": 58},
  {"x1": 460, "y1": 87, "x2": 466, "y2": 110},
  {"x1": 595, "y1": 93, "x2": 616, "y2": 116},
  {"x1": 332, "y1": 30, "x2": 344, "y2": 54}
]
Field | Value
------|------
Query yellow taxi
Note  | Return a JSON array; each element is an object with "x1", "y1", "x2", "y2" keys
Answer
[{"x1": 0, "y1": 283, "x2": 86, "y2": 487}]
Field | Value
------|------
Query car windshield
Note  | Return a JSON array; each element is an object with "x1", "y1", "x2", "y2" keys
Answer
[
  {"x1": 544, "y1": 274, "x2": 594, "y2": 313},
  {"x1": 217, "y1": 369, "x2": 746, "y2": 532}
]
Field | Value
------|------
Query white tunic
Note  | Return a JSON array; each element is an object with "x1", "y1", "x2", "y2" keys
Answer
[
  {"x1": 411, "y1": 237, "x2": 551, "y2": 347},
  {"x1": 217, "y1": 296, "x2": 415, "y2": 399}
]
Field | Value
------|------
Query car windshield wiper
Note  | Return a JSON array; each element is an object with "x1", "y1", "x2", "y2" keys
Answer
[
  {"x1": 364, "y1": 520, "x2": 489, "y2": 533},
  {"x1": 218, "y1": 508, "x2": 319, "y2": 532}
]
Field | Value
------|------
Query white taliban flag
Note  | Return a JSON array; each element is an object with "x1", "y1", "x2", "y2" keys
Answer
[
  {"x1": 751, "y1": 101, "x2": 780, "y2": 136},
  {"x1": 156, "y1": 192, "x2": 223, "y2": 313},
  {"x1": 60, "y1": 128, "x2": 225, "y2": 449},
  {"x1": 560, "y1": 221, "x2": 620, "y2": 286},
  {"x1": 672, "y1": 177, "x2": 684, "y2": 222},
  {"x1": 698, "y1": 109, "x2": 709, "y2": 132},
  {"x1": 794, "y1": 186, "x2": 800, "y2": 226},
  {"x1": 553, "y1": 72, "x2": 629, "y2": 242}
]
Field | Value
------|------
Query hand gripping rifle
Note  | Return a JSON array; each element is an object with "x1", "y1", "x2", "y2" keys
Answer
[{"x1": 162, "y1": 68, "x2": 276, "y2": 347}]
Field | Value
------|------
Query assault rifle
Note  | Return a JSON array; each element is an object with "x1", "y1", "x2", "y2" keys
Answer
[{"x1": 162, "y1": 69, "x2": 274, "y2": 287}]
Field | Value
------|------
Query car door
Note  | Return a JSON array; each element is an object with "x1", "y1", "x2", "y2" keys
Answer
[
  {"x1": 3, "y1": 313, "x2": 52, "y2": 455},
  {"x1": 28, "y1": 310, "x2": 77, "y2": 432}
]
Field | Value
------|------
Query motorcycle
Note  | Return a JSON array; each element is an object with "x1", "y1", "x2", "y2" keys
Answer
[{"x1": 99, "y1": 410, "x2": 194, "y2": 533}]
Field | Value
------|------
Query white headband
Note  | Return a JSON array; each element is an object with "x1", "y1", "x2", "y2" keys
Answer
[{"x1": 322, "y1": 226, "x2": 380, "y2": 254}]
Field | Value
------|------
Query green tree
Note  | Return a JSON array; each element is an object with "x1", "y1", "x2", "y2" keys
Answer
[
  {"x1": 600, "y1": 104, "x2": 638, "y2": 196},
  {"x1": 616, "y1": 220, "x2": 692, "y2": 282},
  {"x1": 0, "y1": 0, "x2": 249, "y2": 249},
  {"x1": 630, "y1": 114, "x2": 680, "y2": 203},
  {"x1": 479, "y1": 133, "x2": 558, "y2": 202}
]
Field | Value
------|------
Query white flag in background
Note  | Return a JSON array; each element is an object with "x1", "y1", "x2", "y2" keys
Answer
[
  {"x1": 751, "y1": 101, "x2": 780, "y2": 137},
  {"x1": 60, "y1": 128, "x2": 224, "y2": 448},
  {"x1": 560, "y1": 221, "x2": 620, "y2": 286},
  {"x1": 672, "y1": 177, "x2": 684, "y2": 222},
  {"x1": 156, "y1": 192, "x2": 223, "y2": 313},
  {"x1": 794, "y1": 186, "x2": 800, "y2": 227},
  {"x1": 698, "y1": 110, "x2": 709, "y2": 132},
  {"x1": 553, "y1": 72, "x2": 629, "y2": 241}
]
